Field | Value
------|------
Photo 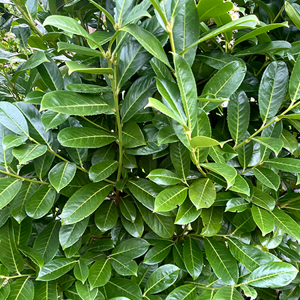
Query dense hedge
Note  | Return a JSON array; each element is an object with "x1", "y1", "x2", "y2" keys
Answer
[{"x1": 1, "y1": 0, "x2": 300, "y2": 299}]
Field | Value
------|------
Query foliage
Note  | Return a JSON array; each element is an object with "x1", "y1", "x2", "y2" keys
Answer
[{"x1": 1, "y1": 0, "x2": 300, "y2": 299}]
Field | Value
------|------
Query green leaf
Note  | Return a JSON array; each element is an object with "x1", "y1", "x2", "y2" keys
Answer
[
  {"x1": 59, "y1": 218, "x2": 89, "y2": 250},
  {"x1": 264, "y1": 158, "x2": 300, "y2": 172},
  {"x1": 58, "y1": 127, "x2": 116, "y2": 148},
  {"x1": 189, "y1": 178, "x2": 216, "y2": 209},
  {"x1": 165, "y1": 284, "x2": 197, "y2": 300},
  {"x1": 251, "y1": 205, "x2": 275, "y2": 236},
  {"x1": 252, "y1": 187, "x2": 275, "y2": 211},
  {"x1": 95, "y1": 201, "x2": 118, "y2": 232},
  {"x1": 127, "y1": 179, "x2": 162, "y2": 211},
  {"x1": 120, "y1": 76, "x2": 156, "y2": 123},
  {"x1": 144, "y1": 264, "x2": 179, "y2": 295},
  {"x1": 170, "y1": 142, "x2": 190, "y2": 182},
  {"x1": 286, "y1": 2, "x2": 300, "y2": 31},
  {"x1": 37, "y1": 57, "x2": 64, "y2": 91},
  {"x1": 74, "y1": 260, "x2": 89, "y2": 283},
  {"x1": 0, "y1": 178, "x2": 22, "y2": 209},
  {"x1": 122, "y1": 122, "x2": 146, "y2": 148},
  {"x1": 120, "y1": 24, "x2": 171, "y2": 68},
  {"x1": 88, "y1": 0, "x2": 115, "y2": 25},
  {"x1": 76, "y1": 281, "x2": 97, "y2": 300},
  {"x1": 57, "y1": 42, "x2": 103, "y2": 57},
  {"x1": 175, "y1": 198, "x2": 201, "y2": 225},
  {"x1": 37, "y1": 258, "x2": 76, "y2": 281},
  {"x1": 227, "y1": 91, "x2": 250, "y2": 144},
  {"x1": 19, "y1": 51, "x2": 49, "y2": 72},
  {"x1": 148, "y1": 169, "x2": 182, "y2": 186},
  {"x1": 146, "y1": 98, "x2": 185, "y2": 126},
  {"x1": 212, "y1": 286, "x2": 243, "y2": 300},
  {"x1": 200, "y1": 163, "x2": 237, "y2": 188},
  {"x1": 200, "y1": 61, "x2": 246, "y2": 112},
  {"x1": 253, "y1": 166, "x2": 280, "y2": 190},
  {"x1": 61, "y1": 182, "x2": 112, "y2": 224},
  {"x1": 0, "y1": 221, "x2": 24, "y2": 273},
  {"x1": 197, "y1": 290, "x2": 215, "y2": 300},
  {"x1": 270, "y1": 207, "x2": 300, "y2": 241},
  {"x1": 66, "y1": 61, "x2": 113, "y2": 75},
  {"x1": 25, "y1": 91, "x2": 44, "y2": 104},
  {"x1": 227, "y1": 237, "x2": 272, "y2": 272},
  {"x1": 65, "y1": 84, "x2": 112, "y2": 94},
  {"x1": 33, "y1": 221, "x2": 60, "y2": 263},
  {"x1": 48, "y1": 162, "x2": 76, "y2": 192},
  {"x1": 240, "y1": 285, "x2": 257, "y2": 300},
  {"x1": 258, "y1": 61, "x2": 288, "y2": 123},
  {"x1": 121, "y1": 213, "x2": 144, "y2": 238},
  {"x1": 44, "y1": 16, "x2": 90, "y2": 40},
  {"x1": 197, "y1": 0, "x2": 233, "y2": 21},
  {"x1": 173, "y1": 53, "x2": 197, "y2": 131},
  {"x1": 111, "y1": 256, "x2": 138, "y2": 276},
  {"x1": 252, "y1": 137, "x2": 283, "y2": 156},
  {"x1": 245, "y1": 262, "x2": 298, "y2": 288},
  {"x1": 105, "y1": 278, "x2": 142, "y2": 300},
  {"x1": 41, "y1": 110, "x2": 69, "y2": 132},
  {"x1": 34, "y1": 281, "x2": 58, "y2": 300},
  {"x1": 18, "y1": 245, "x2": 44, "y2": 268},
  {"x1": 190, "y1": 136, "x2": 220, "y2": 148},
  {"x1": 41, "y1": 91, "x2": 111, "y2": 116},
  {"x1": 88, "y1": 258, "x2": 111, "y2": 289},
  {"x1": 0, "y1": 102, "x2": 29, "y2": 136},
  {"x1": 234, "y1": 23, "x2": 288, "y2": 47},
  {"x1": 154, "y1": 186, "x2": 188, "y2": 212},
  {"x1": 2, "y1": 135, "x2": 28, "y2": 150},
  {"x1": 11, "y1": 24, "x2": 31, "y2": 48},
  {"x1": 120, "y1": 197, "x2": 136, "y2": 222},
  {"x1": 137, "y1": 202, "x2": 175, "y2": 238},
  {"x1": 25, "y1": 186, "x2": 56, "y2": 219},
  {"x1": 7, "y1": 277, "x2": 34, "y2": 300},
  {"x1": 204, "y1": 238, "x2": 238, "y2": 285},
  {"x1": 12, "y1": 144, "x2": 47, "y2": 164},
  {"x1": 229, "y1": 174, "x2": 250, "y2": 196},
  {"x1": 111, "y1": 238, "x2": 149, "y2": 260},
  {"x1": 201, "y1": 206, "x2": 223, "y2": 237},
  {"x1": 181, "y1": 15, "x2": 259, "y2": 54},
  {"x1": 183, "y1": 237, "x2": 203, "y2": 280},
  {"x1": 144, "y1": 242, "x2": 173, "y2": 265},
  {"x1": 89, "y1": 160, "x2": 118, "y2": 183}
]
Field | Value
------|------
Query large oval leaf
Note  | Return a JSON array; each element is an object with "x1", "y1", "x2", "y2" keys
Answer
[
  {"x1": 61, "y1": 182, "x2": 112, "y2": 224},
  {"x1": 58, "y1": 127, "x2": 116, "y2": 148}
]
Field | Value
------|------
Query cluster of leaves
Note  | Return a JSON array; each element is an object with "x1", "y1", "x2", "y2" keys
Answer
[{"x1": 2, "y1": 0, "x2": 300, "y2": 299}]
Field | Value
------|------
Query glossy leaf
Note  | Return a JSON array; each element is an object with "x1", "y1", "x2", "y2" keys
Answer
[
  {"x1": 88, "y1": 258, "x2": 111, "y2": 289},
  {"x1": 89, "y1": 160, "x2": 118, "y2": 182},
  {"x1": 0, "y1": 178, "x2": 22, "y2": 209}
]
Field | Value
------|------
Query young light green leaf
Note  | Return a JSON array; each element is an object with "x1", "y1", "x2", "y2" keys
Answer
[
  {"x1": 66, "y1": 61, "x2": 113, "y2": 75},
  {"x1": 154, "y1": 186, "x2": 188, "y2": 212},
  {"x1": 197, "y1": 0, "x2": 233, "y2": 21},
  {"x1": 120, "y1": 24, "x2": 171, "y2": 68},
  {"x1": 148, "y1": 169, "x2": 182, "y2": 186},
  {"x1": 189, "y1": 178, "x2": 216, "y2": 209},
  {"x1": 12, "y1": 144, "x2": 47, "y2": 164},
  {"x1": 200, "y1": 163, "x2": 237, "y2": 188},
  {"x1": 0, "y1": 178, "x2": 22, "y2": 210},
  {"x1": 190, "y1": 136, "x2": 220, "y2": 148},
  {"x1": 2, "y1": 135, "x2": 28, "y2": 150}
]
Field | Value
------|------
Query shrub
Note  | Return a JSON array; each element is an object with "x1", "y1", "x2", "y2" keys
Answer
[{"x1": 1, "y1": 0, "x2": 300, "y2": 299}]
